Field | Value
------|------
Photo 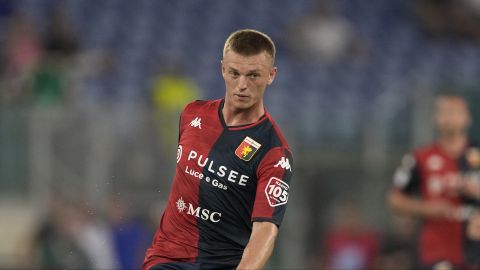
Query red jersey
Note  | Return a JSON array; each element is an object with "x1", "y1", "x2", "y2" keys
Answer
[
  {"x1": 392, "y1": 143, "x2": 480, "y2": 267},
  {"x1": 143, "y1": 99, "x2": 293, "y2": 269},
  {"x1": 324, "y1": 229, "x2": 379, "y2": 270}
]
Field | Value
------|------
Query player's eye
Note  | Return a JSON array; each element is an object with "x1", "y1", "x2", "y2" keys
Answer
[
  {"x1": 248, "y1": 73, "x2": 259, "y2": 79},
  {"x1": 229, "y1": 71, "x2": 240, "y2": 78}
]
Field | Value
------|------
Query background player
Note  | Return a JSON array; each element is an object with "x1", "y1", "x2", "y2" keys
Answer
[
  {"x1": 143, "y1": 29, "x2": 293, "y2": 270},
  {"x1": 388, "y1": 94, "x2": 480, "y2": 270}
]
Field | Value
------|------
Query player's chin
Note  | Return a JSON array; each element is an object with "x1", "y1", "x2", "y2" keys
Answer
[{"x1": 232, "y1": 100, "x2": 254, "y2": 110}]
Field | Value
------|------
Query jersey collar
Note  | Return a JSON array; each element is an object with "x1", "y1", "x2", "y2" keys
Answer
[{"x1": 218, "y1": 99, "x2": 268, "y2": 131}]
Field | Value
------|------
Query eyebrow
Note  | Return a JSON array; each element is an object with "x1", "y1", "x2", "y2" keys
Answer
[{"x1": 228, "y1": 67, "x2": 260, "y2": 73}]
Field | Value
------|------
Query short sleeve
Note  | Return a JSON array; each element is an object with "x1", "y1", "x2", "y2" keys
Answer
[
  {"x1": 392, "y1": 153, "x2": 421, "y2": 195},
  {"x1": 252, "y1": 147, "x2": 293, "y2": 226},
  {"x1": 178, "y1": 101, "x2": 193, "y2": 142}
]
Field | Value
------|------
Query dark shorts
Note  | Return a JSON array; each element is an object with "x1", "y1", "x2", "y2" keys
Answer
[
  {"x1": 149, "y1": 262, "x2": 236, "y2": 270},
  {"x1": 149, "y1": 262, "x2": 197, "y2": 270}
]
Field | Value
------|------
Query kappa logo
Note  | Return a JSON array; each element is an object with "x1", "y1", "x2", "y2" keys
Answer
[
  {"x1": 274, "y1": 157, "x2": 292, "y2": 171},
  {"x1": 190, "y1": 117, "x2": 202, "y2": 129}
]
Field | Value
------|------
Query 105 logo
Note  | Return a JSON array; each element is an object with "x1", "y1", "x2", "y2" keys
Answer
[{"x1": 265, "y1": 177, "x2": 289, "y2": 207}]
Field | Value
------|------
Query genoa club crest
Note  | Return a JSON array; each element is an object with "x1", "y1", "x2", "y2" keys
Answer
[{"x1": 235, "y1": 136, "x2": 261, "y2": 161}]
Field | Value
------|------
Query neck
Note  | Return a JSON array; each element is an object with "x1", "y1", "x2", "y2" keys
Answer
[
  {"x1": 222, "y1": 99, "x2": 265, "y2": 126},
  {"x1": 437, "y1": 130, "x2": 467, "y2": 158}
]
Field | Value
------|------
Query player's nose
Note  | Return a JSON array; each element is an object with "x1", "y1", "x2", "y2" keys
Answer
[{"x1": 238, "y1": 75, "x2": 248, "y2": 90}]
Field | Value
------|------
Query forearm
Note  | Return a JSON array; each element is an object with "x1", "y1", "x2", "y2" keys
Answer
[
  {"x1": 388, "y1": 190, "x2": 427, "y2": 216},
  {"x1": 237, "y1": 222, "x2": 278, "y2": 270},
  {"x1": 388, "y1": 190, "x2": 456, "y2": 219},
  {"x1": 467, "y1": 212, "x2": 480, "y2": 240},
  {"x1": 460, "y1": 176, "x2": 480, "y2": 199}
]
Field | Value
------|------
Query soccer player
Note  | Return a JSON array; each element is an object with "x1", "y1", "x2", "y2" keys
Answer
[
  {"x1": 388, "y1": 94, "x2": 480, "y2": 270},
  {"x1": 142, "y1": 29, "x2": 293, "y2": 270}
]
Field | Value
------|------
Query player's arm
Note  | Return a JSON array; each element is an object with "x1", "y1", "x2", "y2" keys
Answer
[
  {"x1": 388, "y1": 189, "x2": 457, "y2": 219},
  {"x1": 242, "y1": 146, "x2": 293, "y2": 269},
  {"x1": 459, "y1": 176, "x2": 480, "y2": 199},
  {"x1": 237, "y1": 221, "x2": 278, "y2": 270},
  {"x1": 467, "y1": 212, "x2": 480, "y2": 240},
  {"x1": 387, "y1": 153, "x2": 458, "y2": 220}
]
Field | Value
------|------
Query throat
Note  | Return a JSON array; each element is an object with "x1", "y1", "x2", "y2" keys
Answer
[
  {"x1": 222, "y1": 106, "x2": 265, "y2": 127},
  {"x1": 438, "y1": 133, "x2": 467, "y2": 158}
]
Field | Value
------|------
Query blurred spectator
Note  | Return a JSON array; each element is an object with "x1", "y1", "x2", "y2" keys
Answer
[
  {"x1": 43, "y1": 6, "x2": 79, "y2": 58},
  {"x1": 30, "y1": 56, "x2": 67, "y2": 105},
  {"x1": 68, "y1": 49, "x2": 117, "y2": 107},
  {"x1": 73, "y1": 204, "x2": 119, "y2": 270},
  {"x1": 287, "y1": 0, "x2": 368, "y2": 63},
  {"x1": 1, "y1": 11, "x2": 42, "y2": 104},
  {"x1": 25, "y1": 198, "x2": 92, "y2": 269},
  {"x1": 25, "y1": 4, "x2": 81, "y2": 106},
  {"x1": 417, "y1": 0, "x2": 480, "y2": 41},
  {"x1": 4, "y1": 11, "x2": 40, "y2": 76},
  {"x1": 24, "y1": 195, "x2": 119, "y2": 269},
  {"x1": 374, "y1": 215, "x2": 417, "y2": 270},
  {"x1": 150, "y1": 63, "x2": 200, "y2": 155},
  {"x1": 309, "y1": 198, "x2": 380, "y2": 270},
  {"x1": 107, "y1": 196, "x2": 152, "y2": 270}
]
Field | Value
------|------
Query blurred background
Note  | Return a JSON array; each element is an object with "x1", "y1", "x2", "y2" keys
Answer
[{"x1": 1, "y1": 0, "x2": 480, "y2": 269}]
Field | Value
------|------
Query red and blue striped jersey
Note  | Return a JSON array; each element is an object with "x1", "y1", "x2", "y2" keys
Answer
[{"x1": 143, "y1": 99, "x2": 293, "y2": 269}]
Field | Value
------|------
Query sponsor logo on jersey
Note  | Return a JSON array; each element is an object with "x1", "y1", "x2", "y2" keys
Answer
[
  {"x1": 427, "y1": 172, "x2": 465, "y2": 196},
  {"x1": 175, "y1": 197, "x2": 222, "y2": 223},
  {"x1": 235, "y1": 136, "x2": 261, "y2": 161},
  {"x1": 177, "y1": 145, "x2": 183, "y2": 163},
  {"x1": 265, "y1": 177, "x2": 289, "y2": 207},
  {"x1": 176, "y1": 197, "x2": 187, "y2": 212},
  {"x1": 185, "y1": 149, "x2": 249, "y2": 187},
  {"x1": 427, "y1": 155, "x2": 443, "y2": 171},
  {"x1": 274, "y1": 157, "x2": 292, "y2": 171},
  {"x1": 190, "y1": 117, "x2": 202, "y2": 129},
  {"x1": 427, "y1": 176, "x2": 443, "y2": 195}
]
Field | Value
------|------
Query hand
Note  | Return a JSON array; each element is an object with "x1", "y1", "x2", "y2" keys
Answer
[
  {"x1": 461, "y1": 178, "x2": 480, "y2": 199},
  {"x1": 467, "y1": 212, "x2": 480, "y2": 240},
  {"x1": 422, "y1": 200, "x2": 458, "y2": 220}
]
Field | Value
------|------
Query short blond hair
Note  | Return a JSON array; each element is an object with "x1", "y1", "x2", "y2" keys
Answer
[{"x1": 223, "y1": 29, "x2": 276, "y2": 64}]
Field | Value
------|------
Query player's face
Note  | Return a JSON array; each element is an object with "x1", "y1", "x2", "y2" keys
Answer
[
  {"x1": 221, "y1": 50, "x2": 276, "y2": 111},
  {"x1": 435, "y1": 97, "x2": 471, "y2": 134}
]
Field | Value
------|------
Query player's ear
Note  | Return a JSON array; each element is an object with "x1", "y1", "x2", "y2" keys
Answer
[
  {"x1": 267, "y1": 67, "x2": 277, "y2": 85},
  {"x1": 221, "y1": 60, "x2": 226, "y2": 77}
]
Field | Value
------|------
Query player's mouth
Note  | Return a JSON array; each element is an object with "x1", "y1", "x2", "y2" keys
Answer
[{"x1": 234, "y1": 94, "x2": 250, "y2": 101}]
